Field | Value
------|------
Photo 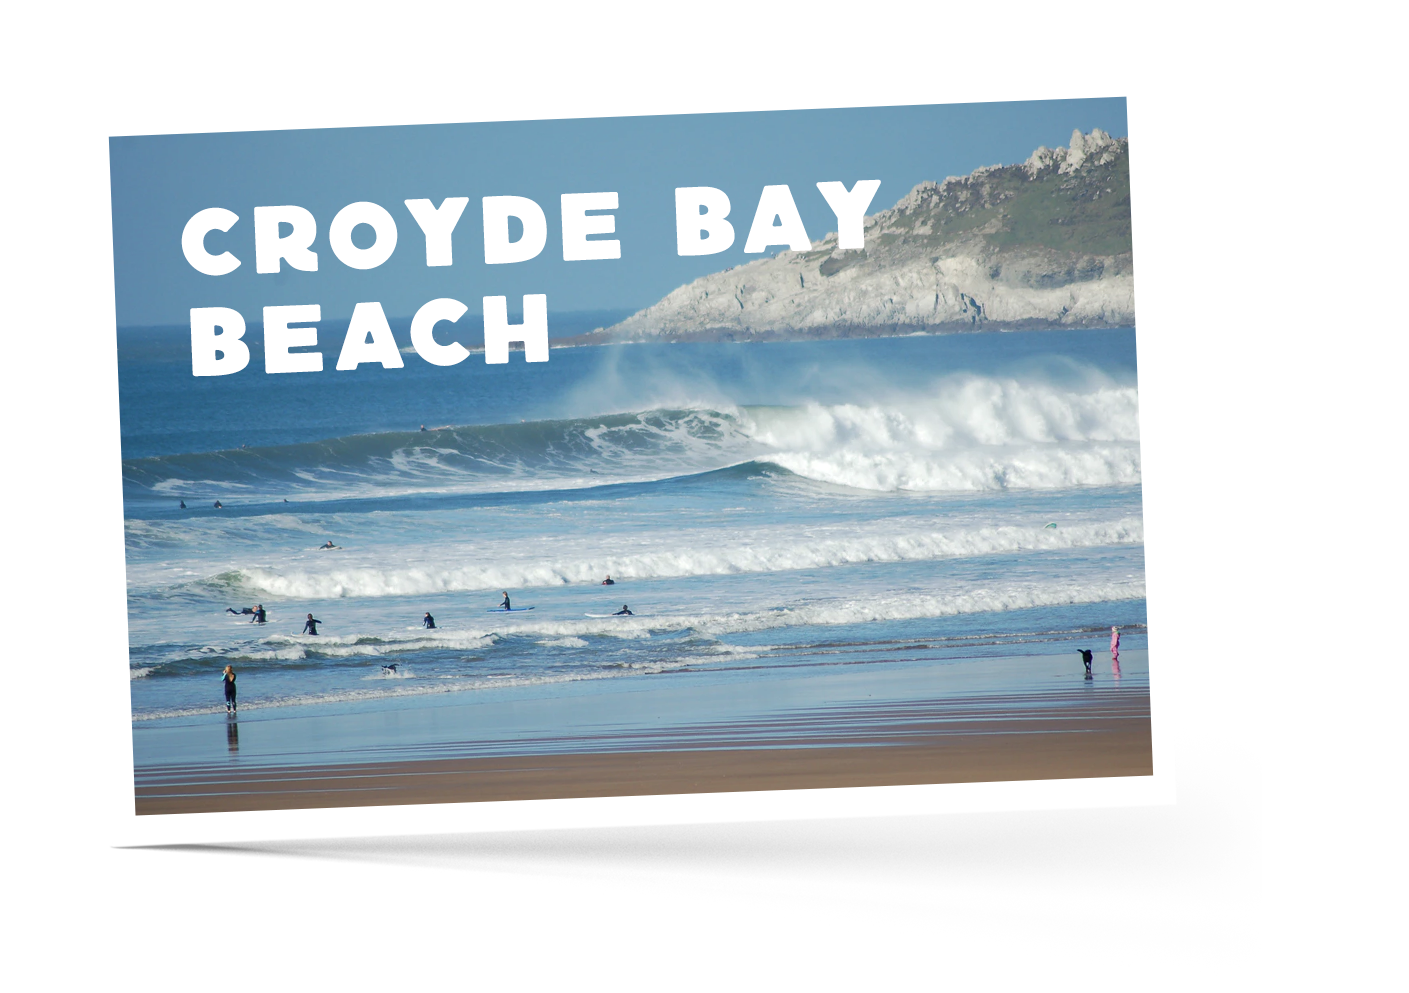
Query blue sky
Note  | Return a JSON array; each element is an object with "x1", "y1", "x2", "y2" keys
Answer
[{"x1": 110, "y1": 98, "x2": 1127, "y2": 328}]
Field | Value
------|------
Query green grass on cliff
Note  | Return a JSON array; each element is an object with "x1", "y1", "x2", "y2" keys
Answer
[{"x1": 866, "y1": 147, "x2": 1132, "y2": 258}]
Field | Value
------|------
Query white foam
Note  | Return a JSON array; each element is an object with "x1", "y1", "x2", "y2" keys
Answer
[
  {"x1": 228, "y1": 517, "x2": 1143, "y2": 598},
  {"x1": 129, "y1": 374, "x2": 1142, "y2": 504}
]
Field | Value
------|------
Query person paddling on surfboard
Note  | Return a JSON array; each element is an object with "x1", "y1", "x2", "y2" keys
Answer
[
  {"x1": 613, "y1": 605, "x2": 632, "y2": 616},
  {"x1": 303, "y1": 613, "x2": 322, "y2": 635},
  {"x1": 601, "y1": 575, "x2": 615, "y2": 585},
  {"x1": 251, "y1": 605, "x2": 266, "y2": 624},
  {"x1": 500, "y1": 592, "x2": 511, "y2": 611}
]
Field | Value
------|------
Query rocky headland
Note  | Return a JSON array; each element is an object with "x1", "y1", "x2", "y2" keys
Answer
[{"x1": 577, "y1": 129, "x2": 1133, "y2": 344}]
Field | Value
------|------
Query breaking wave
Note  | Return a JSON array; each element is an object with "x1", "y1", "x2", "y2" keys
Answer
[{"x1": 123, "y1": 374, "x2": 1140, "y2": 505}]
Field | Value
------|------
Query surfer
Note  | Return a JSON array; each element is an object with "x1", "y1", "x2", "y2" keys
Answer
[
  {"x1": 601, "y1": 576, "x2": 615, "y2": 585},
  {"x1": 500, "y1": 592, "x2": 511, "y2": 611},
  {"x1": 1079, "y1": 649, "x2": 1094, "y2": 677},
  {"x1": 318, "y1": 540, "x2": 338, "y2": 550},
  {"x1": 226, "y1": 606, "x2": 255, "y2": 616},
  {"x1": 222, "y1": 665, "x2": 237, "y2": 713},
  {"x1": 613, "y1": 605, "x2": 632, "y2": 616},
  {"x1": 382, "y1": 663, "x2": 399, "y2": 674},
  {"x1": 420, "y1": 424, "x2": 427, "y2": 432},
  {"x1": 251, "y1": 605, "x2": 266, "y2": 624},
  {"x1": 303, "y1": 614, "x2": 322, "y2": 635},
  {"x1": 179, "y1": 500, "x2": 186, "y2": 509},
  {"x1": 213, "y1": 500, "x2": 223, "y2": 509},
  {"x1": 423, "y1": 612, "x2": 436, "y2": 629}
]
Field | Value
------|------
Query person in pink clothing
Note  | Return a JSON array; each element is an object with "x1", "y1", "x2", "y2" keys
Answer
[{"x1": 1110, "y1": 626, "x2": 1121, "y2": 677}]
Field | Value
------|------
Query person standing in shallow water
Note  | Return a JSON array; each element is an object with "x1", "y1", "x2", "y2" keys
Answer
[
  {"x1": 423, "y1": 612, "x2": 435, "y2": 629},
  {"x1": 222, "y1": 665, "x2": 237, "y2": 714},
  {"x1": 1110, "y1": 626, "x2": 1120, "y2": 662},
  {"x1": 303, "y1": 614, "x2": 322, "y2": 635}
]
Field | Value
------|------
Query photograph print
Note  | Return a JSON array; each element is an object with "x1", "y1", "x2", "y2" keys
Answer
[{"x1": 113, "y1": 98, "x2": 1152, "y2": 814}]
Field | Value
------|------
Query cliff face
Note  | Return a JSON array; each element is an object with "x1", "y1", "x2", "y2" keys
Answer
[{"x1": 596, "y1": 129, "x2": 1133, "y2": 341}]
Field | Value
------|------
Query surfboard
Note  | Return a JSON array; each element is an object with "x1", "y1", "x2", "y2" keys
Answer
[
  {"x1": 485, "y1": 606, "x2": 535, "y2": 612},
  {"x1": 585, "y1": 612, "x2": 633, "y2": 618}
]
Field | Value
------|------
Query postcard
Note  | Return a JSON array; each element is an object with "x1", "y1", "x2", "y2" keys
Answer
[{"x1": 113, "y1": 98, "x2": 1153, "y2": 824}]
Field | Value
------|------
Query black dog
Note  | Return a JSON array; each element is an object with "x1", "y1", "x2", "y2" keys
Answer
[{"x1": 1078, "y1": 649, "x2": 1094, "y2": 677}]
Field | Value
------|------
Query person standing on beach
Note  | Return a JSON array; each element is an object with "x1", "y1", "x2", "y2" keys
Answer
[
  {"x1": 303, "y1": 614, "x2": 323, "y2": 635},
  {"x1": 423, "y1": 612, "x2": 436, "y2": 629},
  {"x1": 1110, "y1": 626, "x2": 1120, "y2": 662},
  {"x1": 221, "y1": 665, "x2": 237, "y2": 714}
]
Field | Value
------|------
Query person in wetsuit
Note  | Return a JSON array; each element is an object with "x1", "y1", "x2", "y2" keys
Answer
[
  {"x1": 613, "y1": 605, "x2": 632, "y2": 616},
  {"x1": 251, "y1": 605, "x2": 266, "y2": 624},
  {"x1": 179, "y1": 500, "x2": 186, "y2": 509},
  {"x1": 222, "y1": 665, "x2": 237, "y2": 713},
  {"x1": 303, "y1": 614, "x2": 322, "y2": 635},
  {"x1": 213, "y1": 500, "x2": 223, "y2": 509},
  {"x1": 226, "y1": 606, "x2": 255, "y2": 616},
  {"x1": 601, "y1": 576, "x2": 615, "y2": 585},
  {"x1": 423, "y1": 612, "x2": 436, "y2": 629},
  {"x1": 319, "y1": 540, "x2": 337, "y2": 550},
  {"x1": 1079, "y1": 649, "x2": 1094, "y2": 678},
  {"x1": 500, "y1": 592, "x2": 511, "y2": 611}
]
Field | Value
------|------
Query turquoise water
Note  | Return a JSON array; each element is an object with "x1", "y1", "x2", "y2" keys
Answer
[{"x1": 122, "y1": 329, "x2": 1148, "y2": 770}]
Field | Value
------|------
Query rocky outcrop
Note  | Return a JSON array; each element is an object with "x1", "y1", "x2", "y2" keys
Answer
[{"x1": 591, "y1": 129, "x2": 1133, "y2": 342}]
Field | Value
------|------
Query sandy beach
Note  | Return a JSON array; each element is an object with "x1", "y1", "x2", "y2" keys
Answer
[{"x1": 136, "y1": 690, "x2": 1151, "y2": 815}]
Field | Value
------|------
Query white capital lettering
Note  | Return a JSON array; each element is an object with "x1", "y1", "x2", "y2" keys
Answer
[
  {"x1": 482, "y1": 196, "x2": 548, "y2": 265},
  {"x1": 483, "y1": 295, "x2": 548, "y2": 364},
  {"x1": 190, "y1": 307, "x2": 249, "y2": 376},
  {"x1": 816, "y1": 180, "x2": 881, "y2": 250},
  {"x1": 254, "y1": 206, "x2": 318, "y2": 273},
  {"x1": 743, "y1": 185, "x2": 811, "y2": 253},
  {"x1": 410, "y1": 298, "x2": 471, "y2": 367},
  {"x1": 263, "y1": 304, "x2": 322, "y2": 373},
  {"x1": 336, "y1": 302, "x2": 405, "y2": 371},
  {"x1": 181, "y1": 208, "x2": 241, "y2": 276},
  {"x1": 561, "y1": 192, "x2": 620, "y2": 261},
  {"x1": 675, "y1": 187, "x2": 734, "y2": 256},
  {"x1": 404, "y1": 197, "x2": 470, "y2": 266},
  {"x1": 329, "y1": 202, "x2": 398, "y2": 270}
]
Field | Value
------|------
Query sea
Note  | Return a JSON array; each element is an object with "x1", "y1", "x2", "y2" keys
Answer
[{"x1": 121, "y1": 326, "x2": 1149, "y2": 773}]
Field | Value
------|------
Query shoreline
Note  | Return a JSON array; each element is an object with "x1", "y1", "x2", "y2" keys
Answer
[{"x1": 136, "y1": 694, "x2": 1152, "y2": 815}]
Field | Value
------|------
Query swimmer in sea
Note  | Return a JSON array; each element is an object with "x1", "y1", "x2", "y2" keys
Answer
[
  {"x1": 602, "y1": 576, "x2": 615, "y2": 585},
  {"x1": 423, "y1": 612, "x2": 435, "y2": 629},
  {"x1": 251, "y1": 605, "x2": 266, "y2": 624},
  {"x1": 500, "y1": 592, "x2": 511, "y2": 611},
  {"x1": 213, "y1": 500, "x2": 223, "y2": 509},
  {"x1": 226, "y1": 606, "x2": 255, "y2": 616},
  {"x1": 303, "y1": 614, "x2": 322, "y2": 635},
  {"x1": 319, "y1": 540, "x2": 338, "y2": 550},
  {"x1": 179, "y1": 500, "x2": 186, "y2": 509},
  {"x1": 222, "y1": 665, "x2": 237, "y2": 713},
  {"x1": 613, "y1": 605, "x2": 632, "y2": 616}
]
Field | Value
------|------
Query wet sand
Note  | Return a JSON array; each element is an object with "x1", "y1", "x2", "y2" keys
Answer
[{"x1": 136, "y1": 692, "x2": 1152, "y2": 815}]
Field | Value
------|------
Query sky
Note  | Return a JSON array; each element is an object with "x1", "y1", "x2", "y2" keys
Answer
[{"x1": 110, "y1": 98, "x2": 1128, "y2": 329}]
